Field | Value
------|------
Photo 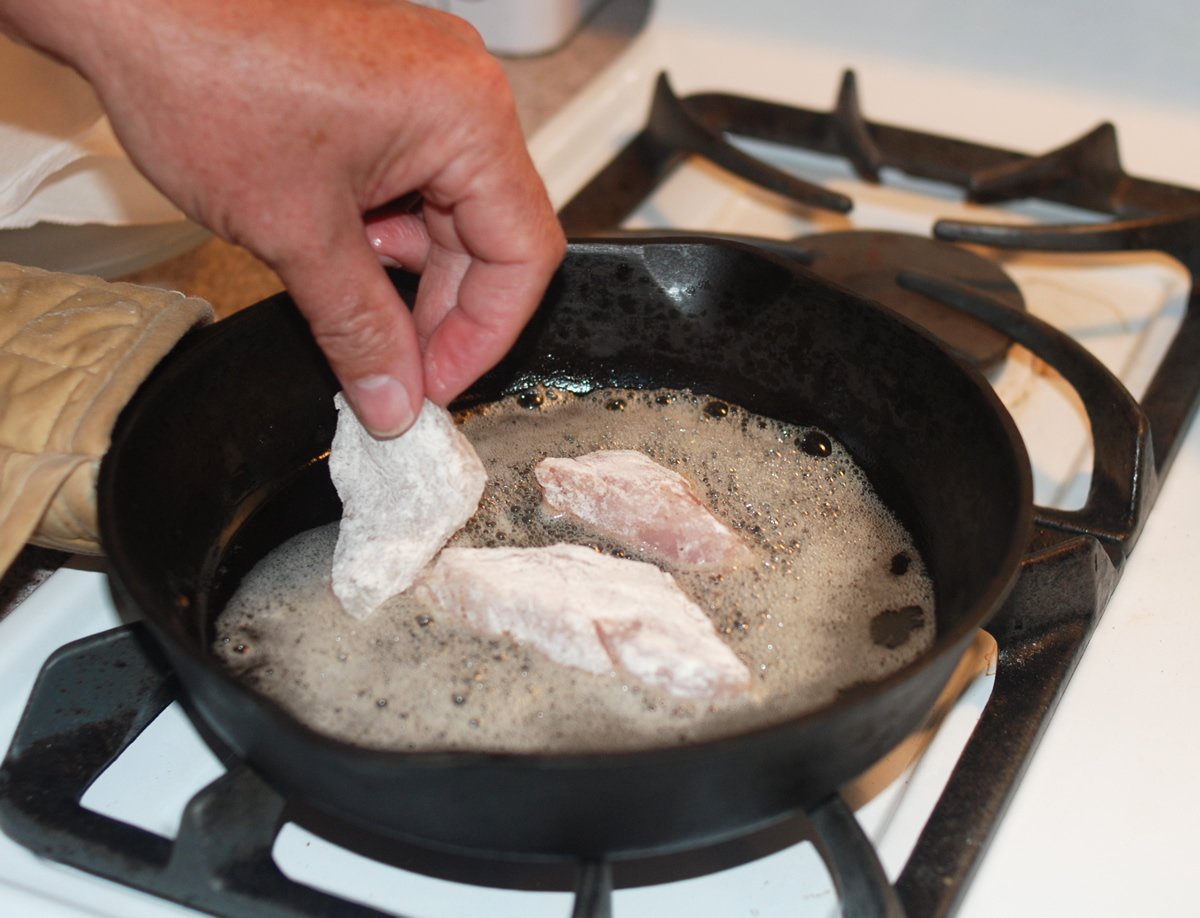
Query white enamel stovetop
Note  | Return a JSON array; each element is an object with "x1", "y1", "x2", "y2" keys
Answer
[{"x1": 2, "y1": 1, "x2": 1199, "y2": 915}]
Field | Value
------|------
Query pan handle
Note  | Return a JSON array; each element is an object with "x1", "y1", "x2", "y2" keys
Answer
[{"x1": 896, "y1": 270, "x2": 1156, "y2": 562}]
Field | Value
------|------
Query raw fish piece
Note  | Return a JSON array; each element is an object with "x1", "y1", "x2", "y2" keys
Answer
[
  {"x1": 414, "y1": 543, "x2": 751, "y2": 699},
  {"x1": 329, "y1": 394, "x2": 486, "y2": 620},
  {"x1": 535, "y1": 449, "x2": 750, "y2": 568}
]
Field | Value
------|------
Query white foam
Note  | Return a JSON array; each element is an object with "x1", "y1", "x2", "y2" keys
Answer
[{"x1": 215, "y1": 388, "x2": 934, "y2": 753}]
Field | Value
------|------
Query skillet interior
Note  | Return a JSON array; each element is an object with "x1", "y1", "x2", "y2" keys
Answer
[{"x1": 99, "y1": 238, "x2": 1032, "y2": 858}]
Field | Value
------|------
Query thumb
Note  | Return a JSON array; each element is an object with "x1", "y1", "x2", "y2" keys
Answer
[{"x1": 274, "y1": 232, "x2": 425, "y2": 438}]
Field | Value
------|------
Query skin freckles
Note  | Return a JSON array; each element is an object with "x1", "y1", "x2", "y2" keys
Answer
[{"x1": 0, "y1": 0, "x2": 566, "y2": 437}]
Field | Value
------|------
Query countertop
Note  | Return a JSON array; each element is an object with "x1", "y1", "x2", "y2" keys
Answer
[{"x1": 0, "y1": 0, "x2": 650, "y2": 616}]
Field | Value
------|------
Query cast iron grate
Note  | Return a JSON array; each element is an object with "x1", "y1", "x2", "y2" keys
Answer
[{"x1": 560, "y1": 69, "x2": 1200, "y2": 914}]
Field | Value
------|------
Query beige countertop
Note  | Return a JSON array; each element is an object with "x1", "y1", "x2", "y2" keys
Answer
[{"x1": 0, "y1": 0, "x2": 649, "y2": 615}]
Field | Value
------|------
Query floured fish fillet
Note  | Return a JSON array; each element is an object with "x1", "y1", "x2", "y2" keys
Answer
[
  {"x1": 414, "y1": 543, "x2": 752, "y2": 699},
  {"x1": 329, "y1": 394, "x2": 486, "y2": 620},
  {"x1": 535, "y1": 449, "x2": 750, "y2": 569}
]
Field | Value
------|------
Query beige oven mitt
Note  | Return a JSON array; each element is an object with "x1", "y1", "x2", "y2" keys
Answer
[{"x1": 0, "y1": 261, "x2": 213, "y2": 575}]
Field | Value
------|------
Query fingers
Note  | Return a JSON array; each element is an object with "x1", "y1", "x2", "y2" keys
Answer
[
  {"x1": 418, "y1": 192, "x2": 566, "y2": 405},
  {"x1": 278, "y1": 9, "x2": 562, "y2": 417},
  {"x1": 366, "y1": 209, "x2": 472, "y2": 348},
  {"x1": 412, "y1": 243, "x2": 472, "y2": 343},
  {"x1": 365, "y1": 192, "x2": 564, "y2": 406},
  {"x1": 420, "y1": 257, "x2": 549, "y2": 404},
  {"x1": 274, "y1": 220, "x2": 426, "y2": 438}
]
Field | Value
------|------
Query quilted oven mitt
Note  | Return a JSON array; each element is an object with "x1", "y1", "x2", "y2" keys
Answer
[{"x1": 0, "y1": 261, "x2": 213, "y2": 574}]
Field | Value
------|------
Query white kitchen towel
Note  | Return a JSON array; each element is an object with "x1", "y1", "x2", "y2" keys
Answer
[{"x1": 0, "y1": 35, "x2": 184, "y2": 229}]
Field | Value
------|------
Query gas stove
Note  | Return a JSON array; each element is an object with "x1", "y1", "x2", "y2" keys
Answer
[{"x1": 3, "y1": 1, "x2": 1200, "y2": 915}]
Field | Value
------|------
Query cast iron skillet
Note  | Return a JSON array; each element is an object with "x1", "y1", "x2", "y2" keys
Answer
[{"x1": 98, "y1": 238, "x2": 1032, "y2": 859}]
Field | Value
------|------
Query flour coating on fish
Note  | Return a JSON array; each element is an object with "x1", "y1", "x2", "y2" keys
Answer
[
  {"x1": 415, "y1": 543, "x2": 752, "y2": 699},
  {"x1": 535, "y1": 449, "x2": 750, "y2": 569},
  {"x1": 329, "y1": 395, "x2": 486, "y2": 619}
]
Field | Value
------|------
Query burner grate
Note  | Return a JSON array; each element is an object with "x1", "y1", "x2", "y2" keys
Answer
[
  {"x1": 0, "y1": 625, "x2": 391, "y2": 917},
  {"x1": 559, "y1": 71, "x2": 1200, "y2": 230},
  {"x1": 559, "y1": 70, "x2": 1200, "y2": 915}
]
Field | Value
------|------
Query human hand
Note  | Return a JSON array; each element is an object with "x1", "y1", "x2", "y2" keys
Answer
[{"x1": 4, "y1": 0, "x2": 565, "y2": 436}]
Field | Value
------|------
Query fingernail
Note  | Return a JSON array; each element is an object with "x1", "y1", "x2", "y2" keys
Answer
[{"x1": 347, "y1": 375, "x2": 416, "y2": 438}]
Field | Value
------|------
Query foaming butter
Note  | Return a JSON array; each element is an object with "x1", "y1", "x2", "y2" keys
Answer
[{"x1": 214, "y1": 388, "x2": 935, "y2": 753}]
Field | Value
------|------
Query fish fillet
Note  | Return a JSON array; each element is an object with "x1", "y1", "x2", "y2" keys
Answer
[
  {"x1": 535, "y1": 450, "x2": 750, "y2": 569},
  {"x1": 414, "y1": 543, "x2": 752, "y2": 699},
  {"x1": 329, "y1": 394, "x2": 486, "y2": 620}
]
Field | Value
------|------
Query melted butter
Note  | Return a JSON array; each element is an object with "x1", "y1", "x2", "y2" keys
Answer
[{"x1": 214, "y1": 388, "x2": 935, "y2": 753}]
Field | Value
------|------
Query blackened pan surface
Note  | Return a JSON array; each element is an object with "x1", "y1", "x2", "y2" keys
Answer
[{"x1": 99, "y1": 239, "x2": 1032, "y2": 858}]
